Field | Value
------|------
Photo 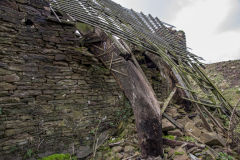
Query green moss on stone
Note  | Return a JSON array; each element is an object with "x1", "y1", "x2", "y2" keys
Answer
[
  {"x1": 163, "y1": 135, "x2": 175, "y2": 140},
  {"x1": 39, "y1": 153, "x2": 77, "y2": 160},
  {"x1": 182, "y1": 136, "x2": 196, "y2": 142},
  {"x1": 174, "y1": 151, "x2": 185, "y2": 155},
  {"x1": 75, "y1": 22, "x2": 94, "y2": 35}
]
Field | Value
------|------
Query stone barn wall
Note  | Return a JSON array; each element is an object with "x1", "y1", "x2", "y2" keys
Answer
[
  {"x1": 0, "y1": 0, "x2": 169, "y2": 159},
  {"x1": 0, "y1": 0, "x2": 129, "y2": 158}
]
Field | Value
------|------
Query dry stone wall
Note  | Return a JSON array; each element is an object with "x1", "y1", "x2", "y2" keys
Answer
[
  {"x1": 0, "y1": 0, "x2": 170, "y2": 159},
  {"x1": 0, "y1": 0, "x2": 128, "y2": 158}
]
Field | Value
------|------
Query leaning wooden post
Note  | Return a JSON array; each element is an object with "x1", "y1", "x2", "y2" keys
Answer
[{"x1": 77, "y1": 24, "x2": 163, "y2": 158}]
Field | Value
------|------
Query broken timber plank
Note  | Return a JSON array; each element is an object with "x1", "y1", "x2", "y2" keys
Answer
[
  {"x1": 182, "y1": 97, "x2": 221, "y2": 109},
  {"x1": 161, "y1": 87, "x2": 177, "y2": 116},
  {"x1": 85, "y1": 27, "x2": 163, "y2": 158},
  {"x1": 163, "y1": 138, "x2": 205, "y2": 149},
  {"x1": 163, "y1": 113, "x2": 184, "y2": 131},
  {"x1": 144, "y1": 51, "x2": 213, "y2": 132}
]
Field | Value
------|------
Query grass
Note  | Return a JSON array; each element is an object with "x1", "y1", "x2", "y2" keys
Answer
[
  {"x1": 222, "y1": 87, "x2": 240, "y2": 106},
  {"x1": 206, "y1": 65, "x2": 240, "y2": 107}
]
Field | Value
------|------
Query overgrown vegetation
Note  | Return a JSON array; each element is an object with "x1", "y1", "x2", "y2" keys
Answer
[
  {"x1": 182, "y1": 136, "x2": 196, "y2": 143},
  {"x1": 39, "y1": 154, "x2": 77, "y2": 160},
  {"x1": 217, "y1": 152, "x2": 234, "y2": 160},
  {"x1": 206, "y1": 61, "x2": 240, "y2": 106},
  {"x1": 163, "y1": 135, "x2": 175, "y2": 140},
  {"x1": 24, "y1": 149, "x2": 33, "y2": 159}
]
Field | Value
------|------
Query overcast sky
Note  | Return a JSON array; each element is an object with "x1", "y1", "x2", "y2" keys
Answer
[{"x1": 113, "y1": 0, "x2": 240, "y2": 63}]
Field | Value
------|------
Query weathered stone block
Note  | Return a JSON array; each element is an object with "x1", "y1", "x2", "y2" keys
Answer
[
  {"x1": 0, "y1": 91, "x2": 10, "y2": 97},
  {"x1": 162, "y1": 118, "x2": 175, "y2": 131},
  {"x1": 39, "y1": 65, "x2": 60, "y2": 72},
  {"x1": 2, "y1": 74, "x2": 20, "y2": 82},
  {"x1": 53, "y1": 61, "x2": 68, "y2": 67},
  {"x1": 16, "y1": 0, "x2": 29, "y2": 4},
  {"x1": 43, "y1": 49, "x2": 62, "y2": 54},
  {"x1": 14, "y1": 90, "x2": 41, "y2": 97},
  {"x1": 48, "y1": 100, "x2": 75, "y2": 104},
  {"x1": 19, "y1": 4, "x2": 41, "y2": 15},
  {"x1": 200, "y1": 132, "x2": 226, "y2": 147},
  {"x1": 4, "y1": 120, "x2": 34, "y2": 129},
  {"x1": 43, "y1": 35, "x2": 60, "y2": 43},
  {"x1": 0, "y1": 68, "x2": 13, "y2": 75},
  {"x1": 55, "y1": 54, "x2": 67, "y2": 61},
  {"x1": 5, "y1": 129, "x2": 23, "y2": 136},
  {"x1": 36, "y1": 95, "x2": 53, "y2": 101},
  {"x1": 43, "y1": 90, "x2": 55, "y2": 95},
  {"x1": 9, "y1": 65, "x2": 38, "y2": 72},
  {"x1": 0, "y1": 82, "x2": 17, "y2": 90},
  {"x1": 78, "y1": 80, "x2": 87, "y2": 85},
  {"x1": 57, "y1": 80, "x2": 77, "y2": 86},
  {"x1": 0, "y1": 97, "x2": 20, "y2": 103},
  {"x1": 22, "y1": 54, "x2": 52, "y2": 63},
  {"x1": 184, "y1": 122, "x2": 201, "y2": 138}
]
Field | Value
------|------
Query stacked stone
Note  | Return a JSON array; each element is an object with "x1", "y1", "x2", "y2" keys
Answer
[{"x1": 0, "y1": 0, "x2": 127, "y2": 157}]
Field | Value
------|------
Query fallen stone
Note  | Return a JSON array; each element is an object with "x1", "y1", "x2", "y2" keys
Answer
[
  {"x1": 115, "y1": 153, "x2": 123, "y2": 159},
  {"x1": 106, "y1": 156, "x2": 115, "y2": 160},
  {"x1": 168, "y1": 129, "x2": 183, "y2": 137},
  {"x1": 124, "y1": 145, "x2": 135, "y2": 153},
  {"x1": 189, "y1": 153, "x2": 200, "y2": 160},
  {"x1": 194, "y1": 117, "x2": 203, "y2": 128},
  {"x1": 168, "y1": 148, "x2": 176, "y2": 158},
  {"x1": 167, "y1": 107, "x2": 179, "y2": 118},
  {"x1": 200, "y1": 132, "x2": 226, "y2": 147},
  {"x1": 184, "y1": 122, "x2": 201, "y2": 138},
  {"x1": 178, "y1": 108, "x2": 187, "y2": 114},
  {"x1": 173, "y1": 147, "x2": 189, "y2": 160},
  {"x1": 162, "y1": 118, "x2": 175, "y2": 131},
  {"x1": 76, "y1": 146, "x2": 92, "y2": 158},
  {"x1": 174, "y1": 154, "x2": 190, "y2": 160},
  {"x1": 177, "y1": 116, "x2": 191, "y2": 126},
  {"x1": 112, "y1": 146, "x2": 123, "y2": 153}
]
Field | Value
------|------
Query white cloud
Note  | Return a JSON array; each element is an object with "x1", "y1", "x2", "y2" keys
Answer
[
  {"x1": 219, "y1": 0, "x2": 240, "y2": 32},
  {"x1": 112, "y1": 0, "x2": 193, "y2": 21},
  {"x1": 170, "y1": 0, "x2": 240, "y2": 63},
  {"x1": 112, "y1": 0, "x2": 240, "y2": 63}
]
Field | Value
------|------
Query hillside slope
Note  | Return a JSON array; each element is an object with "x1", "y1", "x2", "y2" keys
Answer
[{"x1": 205, "y1": 60, "x2": 240, "y2": 106}]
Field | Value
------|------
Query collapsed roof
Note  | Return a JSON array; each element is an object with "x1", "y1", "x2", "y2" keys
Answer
[{"x1": 49, "y1": 0, "x2": 234, "y2": 116}]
